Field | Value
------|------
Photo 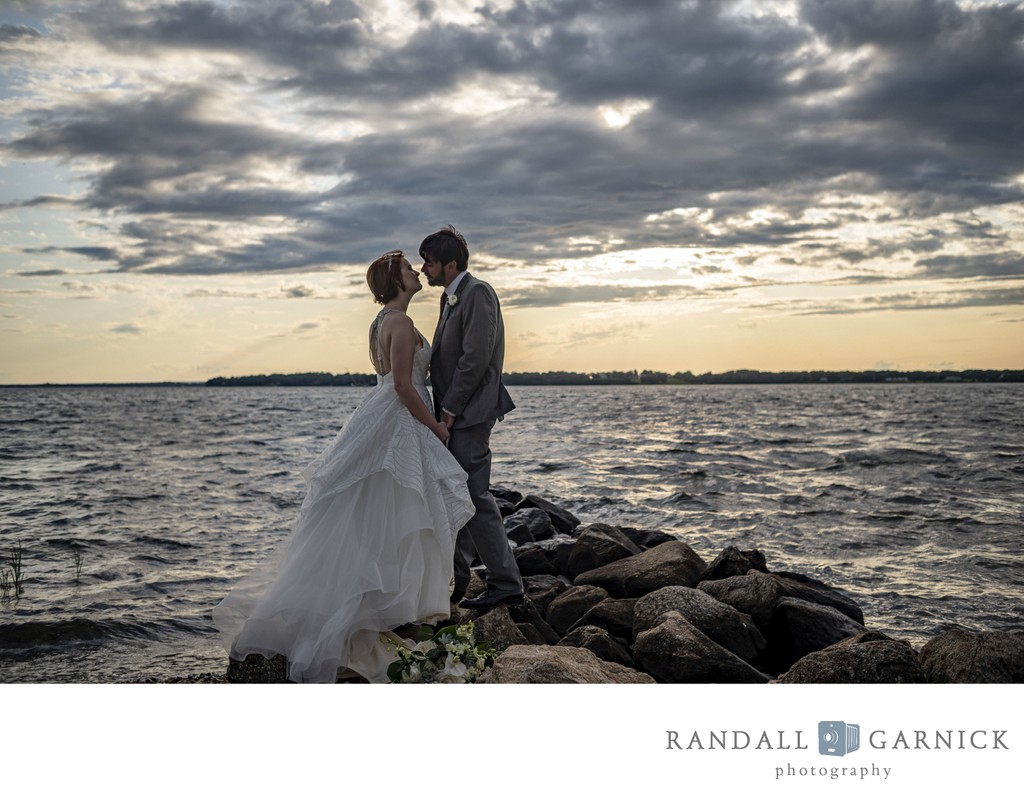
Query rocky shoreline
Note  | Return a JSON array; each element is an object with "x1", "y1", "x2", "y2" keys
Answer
[{"x1": 197, "y1": 488, "x2": 1024, "y2": 684}]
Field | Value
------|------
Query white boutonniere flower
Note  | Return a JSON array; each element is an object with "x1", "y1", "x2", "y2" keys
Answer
[{"x1": 447, "y1": 293, "x2": 459, "y2": 307}]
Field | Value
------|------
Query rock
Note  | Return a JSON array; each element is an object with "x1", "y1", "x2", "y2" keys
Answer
[
  {"x1": 479, "y1": 645, "x2": 654, "y2": 684},
  {"x1": 522, "y1": 574, "x2": 569, "y2": 615},
  {"x1": 698, "y1": 570, "x2": 780, "y2": 629},
  {"x1": 472, "y1": 605, "x2": 531, "y2": 652},
  {"x1": 920, "y1": 628, "x2": 1024, "y2": 683},
  {"x1": 567, "y1": 597, "x2": 637, "y2": 642},
  {"x1": 504, "y1": 507, "x2": 555, "y2": 541},
  {"x1": 774, "y1": 631, "x2": 926, "y2": 684},
  {"x1": 546, "y1": 584, "x2": 610, "y2": 635},
  {"x1": 701, "y1": 546, "x2": 768, "y2": 581},
  {"x1": 490, "y1": 486, "x2": 523, "y2": 504},
  {"x1": 767, "y1": 597, "x2": 867, "y2": 673},
  {"x1": 558, "y1": 625, "x2": 635, "y2": 668},
  {"x1": 698, "y1": 570, "x2": 864, "y2": 631},
  {"x1": 619, "y1": 527, "x2": 681, "y2": 548},
  {"x1": 516, "y1": 494, "x2": 581, "y2": 535},
  {"x1": 633, "y1": 612, "x2": 770, "y2": 684},
  {"x1": 773, "y1": 571, "x2": 865, "y2": 625},
  {"x1": 513, "y1": 543, "x2": 561, "y2": 577},
  {"x1": 573, "y1": 541, "x2": 708, "y2": 597},
  {"x1": 494, "y1": 498, "x2": 518, "y2": 517},
  {"x1": 633, "y1": 586, "x2": 766, "y2": 663},
  {"x1": 565, "y1": 524, "x2": 642, "y2": 579},
  {"x1": 506, "y1": 597, "x2": 561, "y2": 645},
  {"x1": 226, "y1": 653, "x2": 289, "y2": 684}
]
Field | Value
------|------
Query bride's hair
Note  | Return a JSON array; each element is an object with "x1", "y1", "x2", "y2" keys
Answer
[
  {"x1": 366, "y1": 250, "x2": 406, "y2": 304},
  {"x1": 419, "y1": 225, "x2": 469, "y2": 273}
]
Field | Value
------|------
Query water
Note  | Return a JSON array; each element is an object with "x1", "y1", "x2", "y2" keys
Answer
[{"x1": 1, "y1": 383, "x2": 1021, "y2": 682}]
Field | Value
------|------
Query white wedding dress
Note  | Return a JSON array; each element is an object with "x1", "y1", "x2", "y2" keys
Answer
[{"x1": 212, "y1": 315, "x2": 474, "y2": 683}]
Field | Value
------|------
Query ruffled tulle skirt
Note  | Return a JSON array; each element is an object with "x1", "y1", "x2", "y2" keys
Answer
[{"x1": 212, "y1": 379, "x2": 474, "y2": 683}]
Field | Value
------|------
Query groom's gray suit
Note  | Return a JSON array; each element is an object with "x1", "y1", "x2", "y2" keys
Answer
[{"x1": 430, "y1": 273, "x2": 523, "y2": 598}]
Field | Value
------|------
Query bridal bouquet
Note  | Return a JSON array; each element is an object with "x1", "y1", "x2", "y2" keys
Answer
[{"x1": 387, "y1": 622, "x2": 497, "y2": 684}]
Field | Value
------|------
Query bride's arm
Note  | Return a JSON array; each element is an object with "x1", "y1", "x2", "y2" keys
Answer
[{"x1": 388, "y1": 314, "x2": 450, "y2": 443}]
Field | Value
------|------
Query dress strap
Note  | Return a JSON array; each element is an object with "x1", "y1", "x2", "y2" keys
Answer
[{"x1": 371, "y1": 308, "x2": 397, "y2": 376}]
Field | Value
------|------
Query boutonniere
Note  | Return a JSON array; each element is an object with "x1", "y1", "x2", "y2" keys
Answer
[{"x1": 447, "y1": 293, "x2": 459, "y2": 307}]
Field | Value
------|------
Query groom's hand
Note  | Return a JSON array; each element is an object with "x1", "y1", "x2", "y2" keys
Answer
[{"x1": 442, "y1": 411, "x2": 456, "y2": 431}]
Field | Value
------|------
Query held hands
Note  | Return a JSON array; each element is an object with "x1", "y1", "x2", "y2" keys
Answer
[{"x1": 433, "y1": 421, "x2": 451, "y2": 444}]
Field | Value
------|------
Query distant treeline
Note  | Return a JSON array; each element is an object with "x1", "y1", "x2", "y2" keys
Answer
[{"x1": 205, "y1": 369, "x2": 1024, "y2": 387}]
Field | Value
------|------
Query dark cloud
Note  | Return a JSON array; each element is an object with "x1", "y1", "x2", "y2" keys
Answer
[
  {"x1": 503, "y1": 283, "x2": 703, "y2": 309},
  {"x1": 14, "y1": 268, "x2": 68, "y2": 276},
  {"x1": 914, "y1": 251, "x2": 1024, "y2": 280},
  {"x1": 0, "y1": 0, "x2": 1021, "y2": 318}
]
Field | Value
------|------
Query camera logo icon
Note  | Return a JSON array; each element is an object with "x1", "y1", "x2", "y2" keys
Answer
[{"x1": 819, "y1": 721, "x2": 860, "y2": 757}]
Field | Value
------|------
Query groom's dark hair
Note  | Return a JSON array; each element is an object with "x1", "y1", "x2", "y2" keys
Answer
[{"x1": 419, "y1": 225, "x2": 469, "y2": 273}]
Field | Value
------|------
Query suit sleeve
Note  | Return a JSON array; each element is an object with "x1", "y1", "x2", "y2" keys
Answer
[{"x1": 441, "y1": 282, "x2": 498, "y2": 417}]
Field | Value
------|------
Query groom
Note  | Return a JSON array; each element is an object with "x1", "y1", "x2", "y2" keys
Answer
[{"x1": 420, "y1": 225, "x2": 524, "y2": 610}]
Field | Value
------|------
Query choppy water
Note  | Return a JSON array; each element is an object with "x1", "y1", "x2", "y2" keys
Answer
[{"x1": 1, "y1": 383, "x2": 1021, "y2": 682}]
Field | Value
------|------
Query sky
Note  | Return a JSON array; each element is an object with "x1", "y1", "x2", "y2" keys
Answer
[{"x1": 1, "y1": 0, "x2": 1023, "y2": 383}]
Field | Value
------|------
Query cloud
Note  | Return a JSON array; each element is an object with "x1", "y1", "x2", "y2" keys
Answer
[
  {"x1": 110, "y1": 322, "x2": 142, "y2": 334},
  {"x1": 0, "y1": 0, "x2": 1020, "y2": 325}
]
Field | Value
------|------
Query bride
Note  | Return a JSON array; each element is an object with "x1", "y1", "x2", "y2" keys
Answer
[{"x1": 212, "y1": 250, "x2": 475, "y2": 683}]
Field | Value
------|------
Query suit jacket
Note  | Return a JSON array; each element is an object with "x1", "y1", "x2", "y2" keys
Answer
[{"x1": 430, "y1": 273, "x2": 515, "y2": 428}]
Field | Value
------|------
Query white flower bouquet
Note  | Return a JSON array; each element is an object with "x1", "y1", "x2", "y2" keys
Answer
[{"x1": 387, "y1": 622, "x2": 497, "y2": 684}]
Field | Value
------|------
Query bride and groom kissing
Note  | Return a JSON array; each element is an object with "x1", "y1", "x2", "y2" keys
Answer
[{"x1": 213, "y1": 225, "x2": 524, "y2": 683}]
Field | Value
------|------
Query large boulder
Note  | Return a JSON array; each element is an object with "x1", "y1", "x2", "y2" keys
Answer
[
  {"x1": 767, "y1": 597, "x2": 867, "y2": 673},
  {"x1": 545, "y1": 585, "x2": 610, "y2": 636},
  {"x1": 633, "y1": 586, "x2": 766, "y2": 663},
  {"x1": 558, "y1": 625, "x2": 635, "y2": 668},
  {"x1": 505, "y1": 507, "x2": 555, "y2": 542},
  {"x1": 633, "y1": 612, "x2": 770, "y2": 684},
  {"x1": 567, "y1": 597, "x2": 637, "y2": 642},
  {"x1": 920, "y1": 629, "x2": 1024, "y2": 683},
  {"x1": 472, "y1": 605, "x2": 531, "y2": 652},
  {"x1": 522, "y1": 574, "x2": 569, "y2": 615},
  {"x1": 698, "y1": 570, "x2": 864, "y2": 631},
  {"x1": 619, "y1": 527, "x2": 681, "y2": 549},
  {"x1": 573, "y1": 541, "x2": 708, "y2": 597},
  {"x1": 515, "y1": 495, "x2": 581, "y2": 535},
  {"x1": 479, "y1": 645, "x2": 654, "y2": 684},
  {"x1": 774, "y1": 631, "x2": 926, "y2": 684},
  {"x1": 506, "y1": 598, "x2": 561, "y2": 645},
  {"x1": 701, "y1": 546, "x2": 768, "y2": 581},
  {"x1": 513, "y1": 543, "x2": 562, "y2": 577},
  {"x1": 565, "y1": 524, "x2": 642, "y2": 579}
]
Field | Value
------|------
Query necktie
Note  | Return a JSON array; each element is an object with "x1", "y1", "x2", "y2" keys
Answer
[{"x1": 439, "y1": 292, "x2": 447, "y2": 316}]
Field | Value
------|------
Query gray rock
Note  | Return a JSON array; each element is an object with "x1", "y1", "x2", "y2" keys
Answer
[
  {"x1": 558, "y1": 625, "x2": 635, "y2": 668},
  {"x1": 565, "y1": 524, "x2": 642, "y2": 579},
  {"x1": 472, "y1": 605, "x2": 531, "y2": 652},
  {"x1": 920, "y1": 628, "x2": 1024, "y2": 683},
  {"x1": 619, "y1": 527, "x2": 681, "y2": 548},
  {"x1": 573, "y1": 541, "x2": 708, "y2": 597},
  {"x1": 504, "y1": 507, "x2": 555, "y2": 541},
  {"x1": 507, "y1": 597, "x2": 561, "y2": 645},
  {"x1": 633, "y1": 612, "x2": 770, "y2": 684},
  {"x1": 698, "y1": 570, "x2": 864, "y2": 632},
  {"x1": 516, "y1": 494, "x2": 581, "y2": 535},
  {"x1": 768, "y1": 597, "x2": 867, "y2": 672},
  {"x1": 633, "y1": 585, "x2": 766, "y2": 663},
  {"x1": 774, "y1": 631, "x2": 926, "y2": 684},
  {"x1": 505, "y1": 521, "x2": 535, "y2": 548},
  {"x1": 513, "y1": 543, "x2": 561, "y2": 577},
  {"x1": 702, "y1": 546, "x2": 768, "y2": 581},
  {"x1": 698, "y1": 570, "x2": 780, "y2": 629},
  {"x1": 490, "y1": 486, "x2": 523, "y2": 504},
  {"x1": 567, "y1": 597, "x2": 637, "y2": 642},
  {"x1": 479, "y1": 645, "x2": 654, "y2": 684},
  {"x1": 494, "y1": 498, "x2": 518, "y2": 517},
  {"x1": 546, "y1": 584, "x2": 610, "y2": 635},
  {"x1": 522, "y1": 574, "x2": 569, "y2": 615}
]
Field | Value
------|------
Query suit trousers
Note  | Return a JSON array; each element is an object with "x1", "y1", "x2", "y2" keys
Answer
[{"x1": 446, "y1": 418, "x2": 524, "y2": 596}]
